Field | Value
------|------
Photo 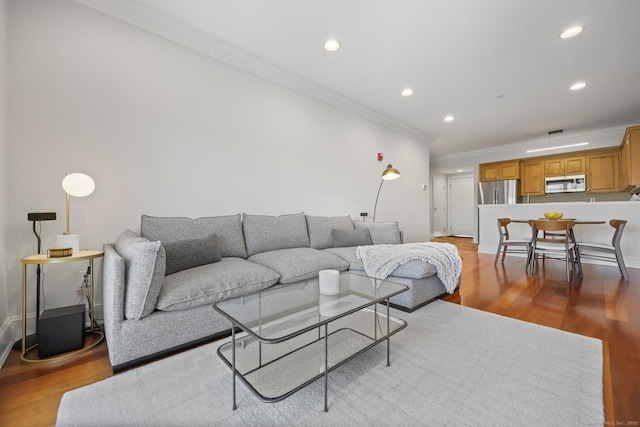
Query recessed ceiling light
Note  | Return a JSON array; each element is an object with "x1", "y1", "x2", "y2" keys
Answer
[
  {"x1": 560, "y1": 26, "x2": 584, "y2": 39},
  {"x1": 457, "y1": 169, "x2": 464, "y2": 172},
  {"x1": 444, "y1": 115, "x2": 454, "y2": 122},
  {"x1": 323, "y1": 39, "x2": 340, "y2": 52},
  {"x1": 570, "y1": 82, "x2": 587, "y2": 90},
  {"x1": 401, "y1": 88, "x2": 414, "y2": 96}
]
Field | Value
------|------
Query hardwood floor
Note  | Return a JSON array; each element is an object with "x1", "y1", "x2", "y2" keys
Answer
[{"x1": 1, "y1": 236, "x2": 638, "y2": 426}]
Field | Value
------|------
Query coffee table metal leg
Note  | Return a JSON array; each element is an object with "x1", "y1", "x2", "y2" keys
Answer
[
  {"x1": 232, "y1": 324, "x2": 237, "y2": 410},
  {"x1": 374, "y1": 304, "x2": 378, "y2": 340},
  {"x1": 324, "y1": 323, "x2": 329, "y2": 412},
  {"x1": 386, "y1": 298, "x2": 391, "y2": 367}
]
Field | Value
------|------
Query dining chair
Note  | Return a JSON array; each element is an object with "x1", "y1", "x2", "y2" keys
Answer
[
  {"x1": 495, "y1": 218, "x2": 531, "y2": 265},
  {"x1": 577, "y1": 219, "x2": 629, "y2": 281},
  {"x1": 528, "y1": 219, "x2": 578, "y2": 281}
]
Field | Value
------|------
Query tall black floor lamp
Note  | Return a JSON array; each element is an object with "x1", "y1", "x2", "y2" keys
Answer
[
  {"x1": 12, "y1": 212, "x2": 56, "y2": 350},
  {"x1": 373, "y1": 164, "x2": 400, "y2": 222}
]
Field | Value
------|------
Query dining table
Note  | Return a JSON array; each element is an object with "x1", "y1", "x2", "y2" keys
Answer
[{"x1": 510, "y1": 218, "x2": 606, "y2": 275}]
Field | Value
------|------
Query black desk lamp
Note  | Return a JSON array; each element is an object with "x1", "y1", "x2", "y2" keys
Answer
[{"x1": 12, "y1": 212, "x2": 56, "y2": 350}]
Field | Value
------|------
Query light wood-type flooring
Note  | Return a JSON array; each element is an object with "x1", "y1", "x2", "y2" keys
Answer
[{"x1": 1, "y1": 236, "x2": 638, "y2": 426}]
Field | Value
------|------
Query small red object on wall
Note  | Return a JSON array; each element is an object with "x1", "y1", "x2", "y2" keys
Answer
[{"x1": 378, "y1": 153, "x2": 383, "y2": 161}]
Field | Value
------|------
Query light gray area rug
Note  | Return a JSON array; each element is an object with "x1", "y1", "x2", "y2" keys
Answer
[{"x1": 57, "y1": 300, "x2": 603, "y2": 426}]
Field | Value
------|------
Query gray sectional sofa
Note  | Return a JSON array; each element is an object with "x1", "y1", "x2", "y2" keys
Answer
[{"x1": 103, "y1": 213, "x2": 453, "y2": 372}]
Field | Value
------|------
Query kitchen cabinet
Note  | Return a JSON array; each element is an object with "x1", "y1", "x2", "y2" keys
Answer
[
  {"x1": 544, "y1": 155, "x2": 585, "y2": 177},
  {"x1": 586, "y1": 150, "x2": 619, "y2": 193},
  {"x1": 520, "y1": 160, "x2": 545, "y2": 196},
  {"x1": 620, "y1": 126, "x2": 640, "y2": 190},
  {"x1": 479, "y1": 160, "x2": 520, "y2": 182}
]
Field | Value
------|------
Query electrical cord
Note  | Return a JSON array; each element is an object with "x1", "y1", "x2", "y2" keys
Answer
[{"x1": 40, "y1": 266, "x2": 46, "y2": 314}]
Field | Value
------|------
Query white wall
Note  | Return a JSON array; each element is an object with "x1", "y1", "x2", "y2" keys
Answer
[
  {"x1": 0, "y1": 0, "x2": 10, "y2": 363},
  {"x1": 5, "y1": 0, "x2": 431, "y2": 342}
]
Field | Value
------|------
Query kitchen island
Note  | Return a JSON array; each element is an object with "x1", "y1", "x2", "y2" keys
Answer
[{"x1": 478, "y1": 201, "x2": 640, "y2": 268}]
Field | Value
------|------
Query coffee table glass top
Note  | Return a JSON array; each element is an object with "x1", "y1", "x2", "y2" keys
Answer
[{"x1": 214, "y1": 272, "x2": 407, "y2": 343}]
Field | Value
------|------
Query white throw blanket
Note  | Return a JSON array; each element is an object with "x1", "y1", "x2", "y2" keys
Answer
[{"x1": 356, "y1": 242, "x2": 462, "y2": 293}]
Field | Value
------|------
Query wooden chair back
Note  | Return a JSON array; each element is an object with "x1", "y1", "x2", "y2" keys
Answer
[
  {"x1": 497, "y1": 218, "x2": 512, "y2": 241},
  {"x1": 528, "y1": 219, "x2": 575, "y2": 245},
  {"x1": 609, "y1": 219, "x2": 627, "y2": 248}
]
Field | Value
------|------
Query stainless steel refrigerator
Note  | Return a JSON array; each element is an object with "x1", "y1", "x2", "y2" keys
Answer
[{"x1": 478, "y1": 180, "x2": 520, "y2": 204}]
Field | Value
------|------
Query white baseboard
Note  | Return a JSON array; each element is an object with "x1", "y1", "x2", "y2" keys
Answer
[{"x1": 0, "y1": 316, "x2": 20, "y2": 368}]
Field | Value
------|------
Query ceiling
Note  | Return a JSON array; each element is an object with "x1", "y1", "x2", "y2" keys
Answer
[{"x1": 78, "y1": 0, "x2": 640, "y2": 158}]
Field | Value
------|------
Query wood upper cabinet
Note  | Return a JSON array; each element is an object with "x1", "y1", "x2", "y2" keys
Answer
[
  {"x1": 620, "y1": 126, "x2": 640, "y2": 190},
  {"x1": 520, "y1": 160, "x2": 545, "y2": 196},
  {"x1": 480, "y1": 160, "x2": 520, "y2": 182},
  {"x1": 586, "y1": 150, "x2": 619, "y2": 193},
  {"x1": 544, "y1": 155, "x2": 585, "y2": 177}
]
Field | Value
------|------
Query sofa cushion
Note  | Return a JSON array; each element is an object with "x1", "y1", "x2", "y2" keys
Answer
[
  {"x1": 156, "y1": 257, "x2": 280, "y2": 311},
  {"x1": 332, "y1": 228, "x2": 373, "y2": 248},
  {"x1": 324, "y1": 247, "x2": 364, "y2": 270},
  {"x1": 306, "y1": 215, "x2": 354, "y2": 249},
  {"x1": 115, "y1": 230, "x2": 166, "y2": 320},
  {"x1": 141, "y1": 214, "x2": 247, "y2": 258},
  {"x1": 391, "y1": 261, "x2": 437, "y2": 279},
  {"x1": 354, "y1": 221, "x2": 401, "y2": 245},
  {"x1": 243, "y1": 212, "x2": 310, "y2": 256},
  {"x1": 163, "y1": 234, "x2": 221, "y2": 276},
  {"x1": 248, "y1": 247, "x2": 349, "y2": 284}
]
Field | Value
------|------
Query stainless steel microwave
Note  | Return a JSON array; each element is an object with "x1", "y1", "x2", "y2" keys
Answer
[{"x1": 544, "y1": 175, "x2": 586, "y2": 193}]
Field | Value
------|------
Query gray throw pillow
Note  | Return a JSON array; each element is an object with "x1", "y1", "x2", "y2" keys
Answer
[
  {"x1": 354, "y1": 221, "x2": 401, "y2": 245},
  {"x1": 115, "y1": 230, "x2": 166, "y2": 320},
  {"x1": 163, "y1": 234, "x2": 221, "y2": 276},
  {"x1": 332, "y1": 229, "x2": 373, "y2": 248},
  {"x1": 306, "y1": 215, "x2": 354, "y2": 249}
]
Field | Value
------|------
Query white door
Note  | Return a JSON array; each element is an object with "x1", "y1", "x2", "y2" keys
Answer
[
  {"x1": 432, "y1": 176, "x2": 447, "y2": 236},
  {"x1": 449, "y1": 175, "x2": 474, "y2": 236}
]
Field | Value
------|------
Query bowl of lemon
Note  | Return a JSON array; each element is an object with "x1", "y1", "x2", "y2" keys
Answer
[{"x1": 544, "y1": 211, "x2": 563, "y2": 220}]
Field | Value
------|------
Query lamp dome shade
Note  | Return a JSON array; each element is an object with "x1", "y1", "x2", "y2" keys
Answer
[
  {"x1": 62, "y1": 173, "x2": 95, "y2": 197},
  {"x1": 381, "y1": 164, "x2": 400, "y2": 180}
]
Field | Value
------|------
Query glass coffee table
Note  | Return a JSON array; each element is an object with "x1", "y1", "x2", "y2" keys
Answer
[{"x1": 213, "y1": 272, "x2": 408, "y2": 412}]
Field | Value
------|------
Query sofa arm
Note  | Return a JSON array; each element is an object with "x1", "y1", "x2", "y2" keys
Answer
[{"x1": 102, "y1": 244, "x2": 126, "y2": 360}]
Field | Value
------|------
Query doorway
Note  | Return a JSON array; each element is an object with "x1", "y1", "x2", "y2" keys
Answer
[
  {"x1": 432, "y1": 175, "x2": 447, "y2": 236},
  {"x1": 449, "y1": 175, "x2": 474, "y2": 236}
]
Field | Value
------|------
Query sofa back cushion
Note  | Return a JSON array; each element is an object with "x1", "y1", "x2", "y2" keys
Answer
[
  {"x1": 141, "y1": 214, "x2": 247, "y2": 258},
  {"x1": 243, "y1": 212, "x2": 310, "y2": 256},
  {"x1": 306, "y1": 215, "x2": 354, "y2": 249},
  {"x1": 354, "y1": 221, "x2": 402, "y2": 245},
  {"x1": 115, "y1": 230, "x2": 166, "y2": 320}
]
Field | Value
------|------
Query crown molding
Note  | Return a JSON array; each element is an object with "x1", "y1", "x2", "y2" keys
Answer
[{"x1": 72, "y1": 0, "x2": 434, "y2": 144}]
